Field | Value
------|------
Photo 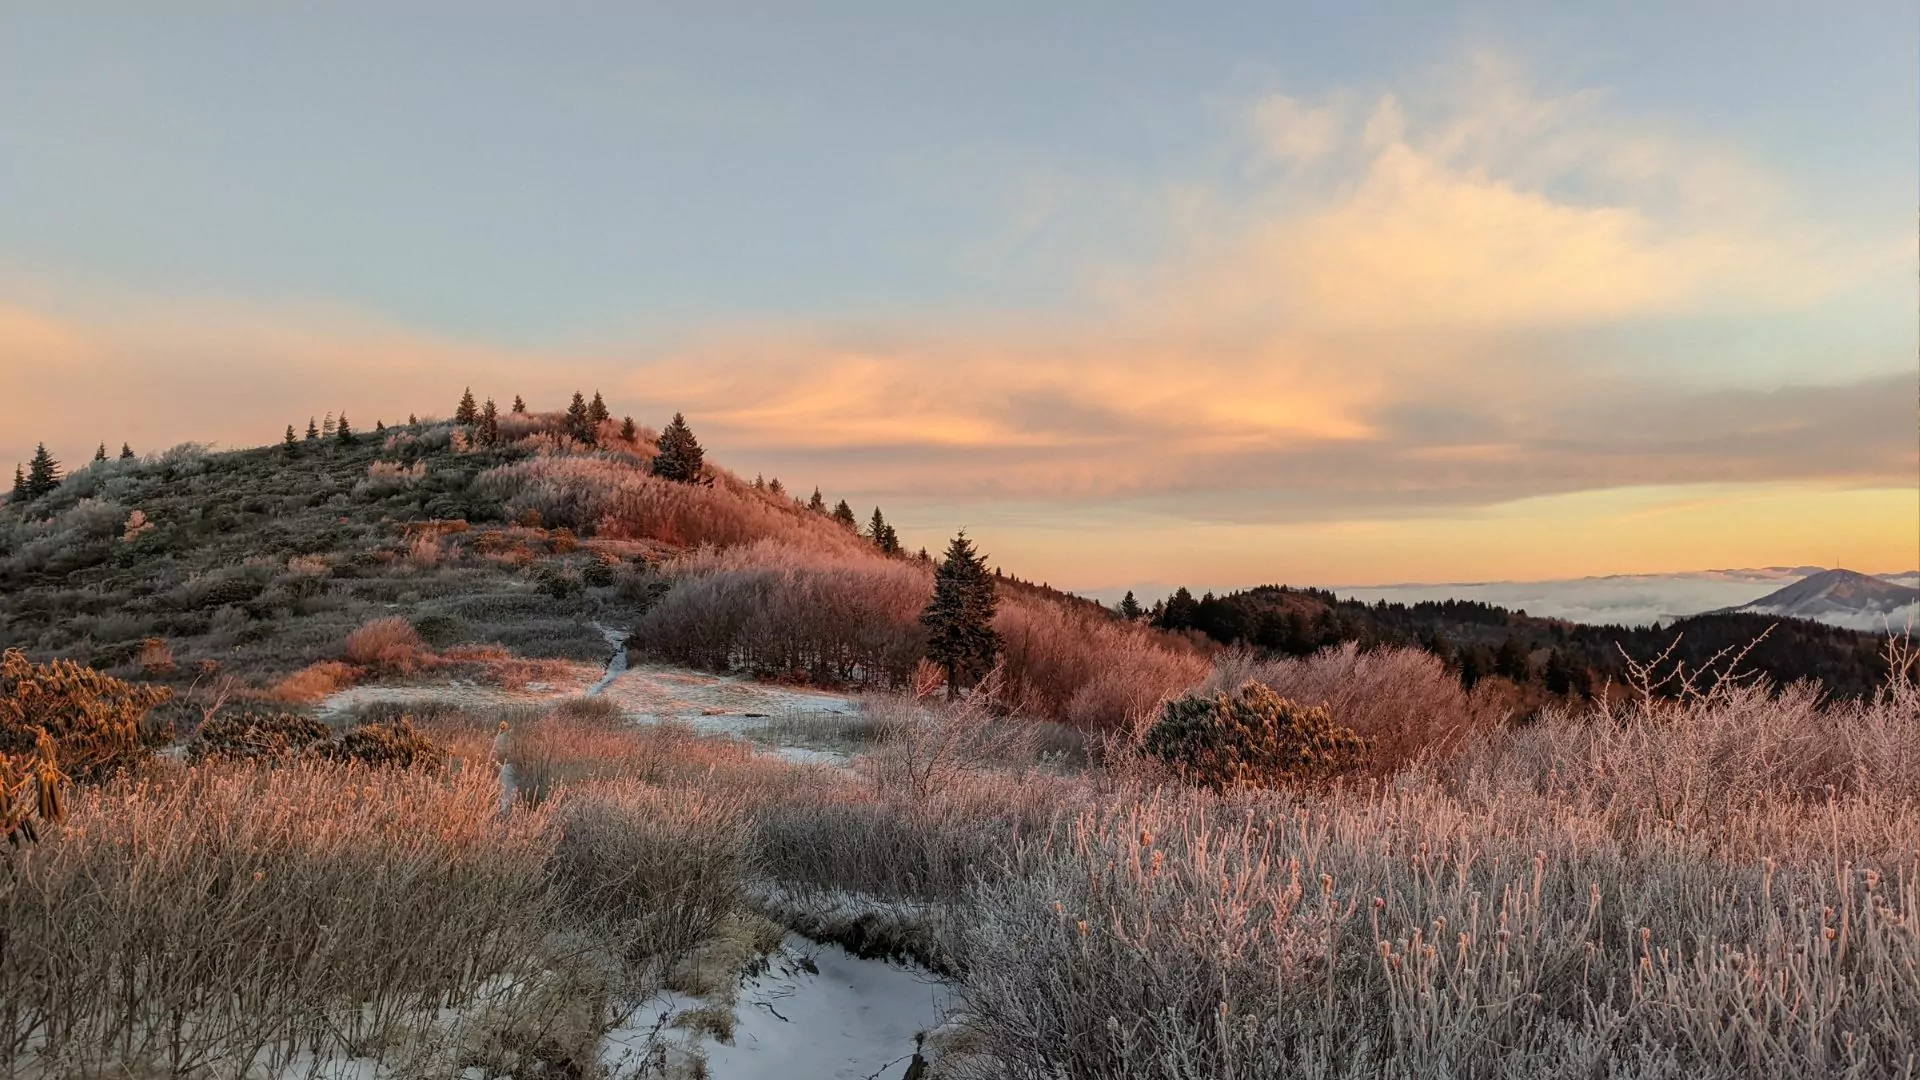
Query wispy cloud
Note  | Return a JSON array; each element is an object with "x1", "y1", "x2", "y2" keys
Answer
[{"x1": 6, "y1": 49, "x2": 1906, "y2": 537}]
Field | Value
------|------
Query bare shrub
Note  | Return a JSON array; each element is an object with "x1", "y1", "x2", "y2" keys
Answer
[
  {"x1": 1200, "y1": 644, "x2": 1492, "y2": 772},
  {"x1": 863, "y1": 665, "x2": 1039, "y2": 801},
  {"x1": 635, "y1": 539, "x2": 932, "y2": 684},
  {"x1": 548, "y1": 779, "x2": 752, "y2": 965},
  {"x1": 269, "y1": 660, "x2": 356, "y2": 704},
  {"x1": 996, "y1": 598, "x2": 1210, "y2": 734},
  {"x1": 353, "y1": 459, "x2": 428, "y2": 497},
  {"x1": 136, "y1": 636, "x2": 175, "y2": 677},
  {"x1": 0, "y1": 761, "x2": 566, "y2": 1077},
  {"x1": 342, "y1": 615, "x2": 432, "y2": 673}
]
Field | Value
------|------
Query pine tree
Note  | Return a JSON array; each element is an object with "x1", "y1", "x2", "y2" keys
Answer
[
  {"x1": 832, "y1": 500, "x2": 857, "y2": 529},
  {"x1": 564, "y1": 392, "x2": 590, "y2": 442},
  {"x1": 511, "y1": 395, "x2": 527, "y2": 414},
  {"x1": 650, "y1": 413, "x2": 705, "y2": 483},
  {"x1": 306, "y1": 418, "x2": 320, "y2": 441},
  {"x1": 93, "y1": 443, "x2": 107, "y2": 463},
  {"x1": 620, "y1": 416, "x2": 637, "y2": 442},
  {"x1": 282, "y1": 424, "x2": 299, "y2": 456},
  {"x1": 322, "y1": 413, "x2": 335, "y2": 437},
  {"x1": 336, "y1": 412, "x2": 354, "y2": 443},
  {"x1": 407, "y1": 413, "x2": 418, "y2": 426},
  {"x1": 8, "y1": 465, "x2": 25, "y2": 503},
  {"x1": 455, "y1": 388, "x2": 479, "y2": 425},
  {"x1": 866, "y1": 507, "x2": 900, "y2": 554},
  {"x1": 479, "y1": 398, "x2": 499, "y2": 445},
  {"x1": 25, "y1": 443, "x2": 61, "y2": 498},
  {"x1": 119, "y1": 443, "x2": 134, "y2": 460},
  {"x1": 1119, "y1": 591, "x2": 1143, "y2": 620},
  {"x1": 374, "y1": 419, "x2": 385, "y2": 433},
  {"x1": 807, "y1": 487, "x2": 826, "y2": 513},
  {"x1": 753, "y1": 474, "x2": 766, "y2": 490},
  {"x1": 768, "y1": 477, "x2": 785, "y2": 497},
  {"x1": 921, "y1": 531, "x2": 1001, "y2": 697},
  {"x1": 587, "y1": 390, "x2": 610, "y2": 428}
]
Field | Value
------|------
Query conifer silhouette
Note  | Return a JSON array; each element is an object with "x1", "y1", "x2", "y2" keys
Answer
[
  {"x1": 650, "y1": 413, "x2": 705, "y2": 483},
  {"x1": 24, "y1": 444, "x2": 61, "y2": 499},
  {"x1": 455, "y1": 388, "x2": 479, "y2": 425},
  {"x1": 921, "y1": 531, "x2": 1001, "y2": 696}
]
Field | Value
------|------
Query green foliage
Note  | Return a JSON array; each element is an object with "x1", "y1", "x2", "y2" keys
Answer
[
  {"x1": 921, "y1": 531, "x2": 1001, "y2": 694},
  {"x1": 536, "y1": 564, "x2": 584, "y2": 599},
  {"x1": 8, "y1": 466, "x2": 23, "y2": 503},
  {"x1": 564, "y1": 391, "x2": 591, "y2": 444},
  {"x1": 333, "y1": 717, "x2": 444, "y2": 770},
  {"x1": 866, "y1": 507, "x2": 901, "y2": 554},
  {"x1": 335, "y1": 413, "x2": 354, "y2": 443},
  {"x1": 119, "y1": 443, "x2": 134, "y2": 460},
  {"x1": 511, "y1": 394, "x2": 526, "y2": 414},
  {"x1": 190, "y1": 711, "x2": 334, "y2": 763},
  {"x1": 1118, "y1": 590, "x2": 1143, "y2": 620},
  {"x1": 807, "y1": 487, "x2": 826, "y2": 513},
  {"x1": 581, "y1": 558, "x2": 616, "y2": 589},
  {"x1": 619, "y1": 415, "x2": 636, "y2": 442},
  {"x1": 831, "y1": 500, "x2": 857, "y2": 529},
  {"x1": 455, "y1": 387, "x2": 479, "y2": 425},
  {"x1": 1144, "y1": 681, "x2": 1367, "y2": 791},
  {"x1": 650, "y1": 412, "x2": 705, "y2": 483},
  {"x1": 25, "y1": 444, "x2": 60, "y2": 499},
  {"x1": 306, "y1": 417, "x2": 320, "y2": 441},
  {"x1": 479, "y1": 397, "x2": 500, "y2": 445},
  {"x1": 587, "y1": 391, "x2": 610, "y2": 428}
]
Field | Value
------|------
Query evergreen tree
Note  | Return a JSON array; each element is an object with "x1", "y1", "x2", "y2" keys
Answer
[
  {"x1": 8, "y1": 465, "x2": 25, "y2": 503},
  {"x1": 650, "y1": 412, "x2": 705, "y2": 483},
  {"x1": 25, "y1": 443, "x2": 61, "y2": 498},
  {"x1": 374, "y1": 419, "x2": 385, "y2": 433},
  {"x1": 511, "y1": 395, "x2": 527, "y2": 414},
  {"x1": 564, "y1": 391, "x2": 590, "y2": 442},
  {"x1": 807, "y1": 487, "x2": 826, "y2": 513},
  {"x1": 866, "y1": 507, "x2": 901, "y2": 554},
  {"x1": 620, "y1": 416, "x2": 637, "y2": 442},
  {"x1": 407, "y1": 413, "x2": 418, "y2": 426},
  {"x1": 455, "y1": 388, "x2": 479, "y2": 425},
  {"x1": 322, "y1": 413, "x2": 335, "y2": 437},
  {"x1": 306, "y1": 417, "x2": 320, "y2": 441},
  {"x1": 1494, "y1": 637, "x2": 1532, "y2": 683},
  {"x1": 1155, "y1": 587, "x2": 1200, "y2": 631},
  {"x1": 93, "y1": 443, "x2": 107, "y2": 463},
  {"x1": 921, "y1": 531, "x2": 1001, "y2": 697},
  {"x1": 282, "y1": 424, "x2": 299, "y2": 456},
  {"x1": 753, "y1": 473, "x2": 766, "y2": 490},
  {"x1": 336, "y1": 413, "x2": 354, "y2": 443},
  {"x1": 832, "y1": 500, "x2": 857, "y2": 529},
  {"x1": 1118, "y1": 591, "x2": 1143, "y2": 620},
  {"x1": 479, "y1": 398, "x2": 500, "y2": 445},
  {"x1": 119, "y1": 443, "x2": 134, "y2": 460},
  {"x1": 587, "y1": 390, "x2": 610, "y2": 427},
  {"x1": 768, "y1": 477, "x2": 785, "y2": 497}
]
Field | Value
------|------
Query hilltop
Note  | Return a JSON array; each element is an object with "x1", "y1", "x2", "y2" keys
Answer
[
  {"x1": 0, "y1": 402, "x2": 1203, "y2": 730},
  {"x1": 1719, "y1": 567, "x2": 1920, "y2": 630}
]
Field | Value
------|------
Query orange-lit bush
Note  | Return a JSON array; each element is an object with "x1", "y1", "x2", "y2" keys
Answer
[{"x1": 342, "y1": 616, "x2": 432, "y2": 673}]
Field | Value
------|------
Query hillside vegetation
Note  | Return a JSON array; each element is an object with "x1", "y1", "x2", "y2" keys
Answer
[{"x1": 3, "y1": 400, "x2": 1916, "y2": 1078}]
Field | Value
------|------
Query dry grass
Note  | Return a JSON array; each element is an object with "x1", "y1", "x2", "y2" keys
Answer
[
  {"x1": 0, "y1": 761, "x2": 572, "y2": 1077},
  {"x1": 342, "y1": 615, "x2": 432, "y2": 672}
]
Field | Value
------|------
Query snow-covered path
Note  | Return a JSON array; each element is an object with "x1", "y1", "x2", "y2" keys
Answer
[{"x1": 605, "y1": 936, "x2": 952, "y2": 1080}]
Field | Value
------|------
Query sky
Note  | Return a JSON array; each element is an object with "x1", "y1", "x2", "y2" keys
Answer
[{"x1": 3, "y1": 4, "x2": 1916, "y2": 594}]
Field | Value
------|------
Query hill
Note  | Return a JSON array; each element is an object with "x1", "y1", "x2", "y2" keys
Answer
[
  {"x1": 0, "y1": 404, "x2": 1203, "y2": 731},
  {"x1": 1148, "y1": 582, "x2": 1897, "y2": 700},
  {"x1": 1720, "y1": 567, "x2": 1920, "y2": 630}
]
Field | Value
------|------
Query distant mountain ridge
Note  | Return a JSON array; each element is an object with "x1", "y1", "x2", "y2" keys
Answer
[{"x1": 1721, "y1": 568, "x2": 1920, "y2": 631}]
